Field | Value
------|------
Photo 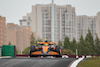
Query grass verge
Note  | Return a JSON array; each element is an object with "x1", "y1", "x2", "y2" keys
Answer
[
  {"x1": 77, "y1": 60, "x2": 100, "y2": 67},
  {"x1": 86, "y1": 56, "x2": 100, "y2": 59},
  {"x1": 77, "y1": 57, "x2": 100, "y2": 67}
]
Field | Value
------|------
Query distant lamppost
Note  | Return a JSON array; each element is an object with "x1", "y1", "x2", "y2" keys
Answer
[{"x1": 51, "y1": 0, "x2": 54, "y2": 42}]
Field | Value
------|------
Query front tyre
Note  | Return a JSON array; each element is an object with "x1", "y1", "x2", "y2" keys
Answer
[{"x1": 30, "y1": 45, "x2": 35, "y2": 51}]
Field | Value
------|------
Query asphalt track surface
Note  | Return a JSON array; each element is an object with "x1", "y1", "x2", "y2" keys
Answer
[{"x1": 0, "y1": 57, "x2": 76, "y2": 67}]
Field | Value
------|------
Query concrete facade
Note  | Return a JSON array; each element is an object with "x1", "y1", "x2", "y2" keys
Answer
[
  {"x1": 96, "y1": 12, "x2": 100, "y2": 38},
  {"x1": 6, "y1": 23, "x2": 32, "y2": 54},
  {"x1": 0, "y1": 16, "x2": 6, "y2": 46},
  {"x1": 31, "y1": 4, "x2": 76, "y2": 42},
  {"x1": 76, "y1": 15, "x2": 96, "y2": 41},
  {"x1": 20, "y1": 4, "x2": 76, "y2": 42},
  {"x1": 20, "y1": 4, "x2": 100, "y2": 42},
  {"x1": 20, "y1": 13, "x2": 31, "y2": 27}
]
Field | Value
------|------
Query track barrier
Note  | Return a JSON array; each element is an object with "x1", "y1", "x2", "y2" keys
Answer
[{"x1": 15, "y1": 55, "x2": 100, "y2": 58}]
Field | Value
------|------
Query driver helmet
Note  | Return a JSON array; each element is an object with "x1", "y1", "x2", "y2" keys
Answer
[{"x1": 45, "y1": 39, "x2": 48, "y2": 42}]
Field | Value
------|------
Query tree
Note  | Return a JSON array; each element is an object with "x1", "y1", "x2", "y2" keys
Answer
[
  {"x1": 30, "y1": 33, "x2": 35, "y2": 45},
  {"x1": 78, "y1": 34, "x2": 95, "y2": 55},
  {"x1": 94, "y1": 34, "x2": 100, "y2": 55},
  {"x1": 85, "y1": 29, "x2": 95, "y2": 54},
  {"x1": 58, "y1": 40, "x2": 62, "y2": 46},
  {"x1": 8, "y1": 41, "x2": 12, "y2": 45},
  {"x1": 70, "y1": 38, "x2": 78, "y2": 53},
  {"x1": 63, "y1": 36, "x2": 70, "y2": 49},
  {"x1": 35, "y1": 36, "x2": 42, "y2": 44},
  {"x1": 22, "y1": 46, "x2": 29, "y2": 55},
  {"x1": 16, "y1": 48, "x2": 18, "y2": 54},
  {"x1": 82, "y1": 40, "x2": 94, "y2": 55},
  {"x1": 63, "y1": 49, "x2": 75, "y2": 55},
  {"x1": 36, "y1": 36, "x2": 42, "y2": 42},
  {"x1": 80, "y1": 34, "x2": 84, "y2": 44},
  {"x1": 78, "y1": 35, "x2": 84, "y2": 55},
  {"x1": 85, "y1": 29, "x2": 94, "y2": 48}
]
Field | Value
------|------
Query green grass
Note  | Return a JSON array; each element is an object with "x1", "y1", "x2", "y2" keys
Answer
[
  {"x1": 77, "y1": 59, "x2": 100, "y2": 67},
  {"x1": 86, "y1": 56, "x2": 100, "y2": 59}
]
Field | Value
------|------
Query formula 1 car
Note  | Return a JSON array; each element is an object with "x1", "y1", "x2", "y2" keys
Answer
[{"x1": 29, "y1": 42, "x2": 62, "y2": 57}]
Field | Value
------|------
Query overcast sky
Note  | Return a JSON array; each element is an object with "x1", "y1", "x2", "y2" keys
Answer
[{"x1": 0, "y1": 0, "x2": 100, "y2": 25}]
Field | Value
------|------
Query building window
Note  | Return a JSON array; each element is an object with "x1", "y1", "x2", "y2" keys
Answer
[
  {"x1": 28, "y1": 17, "x2": 30, "y2": 20},
  {"x1": 27, "y1": 22, "x2": 30, "y2": 27},
  {"x1": 72, "y1": 11, "x2": 75, "y2": 13},
  {"x1": 36, "y1": 8, "x2": 37, "y2": 11},
  {"x1": 20, "y1": 22, "x2": 22, "y2": 26},
  {"x1": 45, "y1": 10, "x2": 47, "y2": 12},
  {"x1": 65, "y1": 10, "x2": 67, "y2": 12}
]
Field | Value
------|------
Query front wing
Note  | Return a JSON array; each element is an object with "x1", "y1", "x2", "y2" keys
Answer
[{"x1": 30, "y1": 51, "x2": 60, "y2": 56}]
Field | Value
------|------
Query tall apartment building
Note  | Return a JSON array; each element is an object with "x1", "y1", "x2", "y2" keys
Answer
[
  {"x1": 6, "y1": 23, "x2": 31, "y2": 54},
  {"x1": 96, "y1": 12, "x2": 100, "y2": 38},
  {"x1": 88, "y1": 16, "x2": 96, "y2": 39},
  {"x1": 76, "y1": 15, "x2": 96, "y2": 41},
  {"x1": 0, "y1": 16, "x2": 6, "y2": 46},
  {"x1": 20, "y1": 4, "x2": 76, "y2": 42},
  {"x1": 20, "y1": 4, "x2": 100, "y2": 42},
  {"x1": 20, "y1": 13, "x2": 31, "y2": 27}
]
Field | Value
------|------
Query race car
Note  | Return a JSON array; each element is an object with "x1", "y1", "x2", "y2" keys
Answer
[{"x1": 29, "y1": 41, "x2": 62, "y2": 57}]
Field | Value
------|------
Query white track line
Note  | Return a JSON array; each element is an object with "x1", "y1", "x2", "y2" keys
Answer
[
  {"x1": 70, "y1": 56, "x2": 84, "y2": 67},
  {"x1": 0, "y1": 56, "x2": 12, "y2": 59}
]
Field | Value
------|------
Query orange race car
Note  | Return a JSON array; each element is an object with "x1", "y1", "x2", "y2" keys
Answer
[{"x1": 29, "y1": 40, "x2": 62, "y2": 57}]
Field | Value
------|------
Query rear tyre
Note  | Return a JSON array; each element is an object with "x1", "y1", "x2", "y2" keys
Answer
[
  {"x1": 30, "y1": 45, "x2": 35, "y2": 51},
  {"x1": 56, "y1": 55, "x2": 62, "y2": 58},
  {"x1": 30, "y1": 55, "x2": 37, "y2": 57},
  {"x1": 30, "y1": 55, "x2": 33, "y2": 57},
  {"x1": 55, "y1": 46, "x2": 62, "y2": 57},
  {"x1": 55, "y1": 46, "x2": 60, "y2": 53},
  {"x1": 29, "y1": 45, "x2": 35, "y2": 57}
]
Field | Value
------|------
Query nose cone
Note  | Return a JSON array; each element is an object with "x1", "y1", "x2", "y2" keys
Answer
[{"x1": 43, "y1": 46, "x2": 49, "y2": 52}]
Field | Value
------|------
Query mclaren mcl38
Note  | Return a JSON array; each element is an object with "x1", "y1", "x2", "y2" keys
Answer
[{"x1": 29, "y1": 42, "x2": 62, "y2": 57}]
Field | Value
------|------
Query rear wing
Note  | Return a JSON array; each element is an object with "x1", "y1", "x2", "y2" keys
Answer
[{"x1": 37, "y1": 42, "x2": 57, "y2": 44}]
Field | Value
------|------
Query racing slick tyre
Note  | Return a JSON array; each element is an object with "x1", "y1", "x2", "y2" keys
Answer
[
  {"x1": 55, "y1": 46, "x2": 62, "y2": 57},
  {"x1": 29, "y1": 54, "x2": 33, "y2": 57},
  {"x1": 30, "y1": 45, "x2": 35, "y2": 51},
  {"x1": 55, "y1": 46, "x2": 60, "y2": 53},
  {"x1": 29, "y1": 45, "x2": 35, "y2": 57}
]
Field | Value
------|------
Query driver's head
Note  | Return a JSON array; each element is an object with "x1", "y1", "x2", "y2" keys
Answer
[{"x1": 45, "y1": 39, "x2": 48, "y2": 42}]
